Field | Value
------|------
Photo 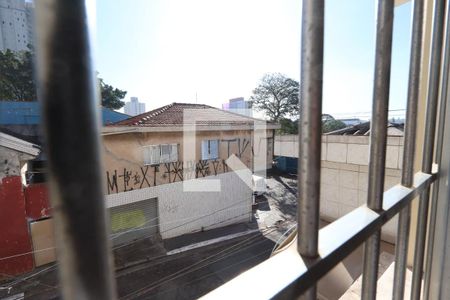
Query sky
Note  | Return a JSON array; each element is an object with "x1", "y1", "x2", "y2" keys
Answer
[{"x1": 94, "y1": 0, "x2": 412, "y2": 119}]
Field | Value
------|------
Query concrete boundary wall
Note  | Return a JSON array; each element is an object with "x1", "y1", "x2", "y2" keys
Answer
[
  {"x1": 105, "y1": 170, "x2": 252, "y2": 239},
  {"x1": 321, "y1": 135, "x2": 403, "y2": 244},
  {"x1": 274, "y1": 135, "x2": 298, "y2": 158},
  {"x1": 275, "y1": 134, "x2": 404, "y2": 244}
]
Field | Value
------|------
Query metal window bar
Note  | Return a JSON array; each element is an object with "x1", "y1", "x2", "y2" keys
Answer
[
  {"x1": 298, "y1": 0, "x2": 324, "y2": 299},
  {"x1": 411, "y1": 0, "x2": 446, "y2": 299},
  {"x1": 30, "y1": 0, "x2": 448, "y2": 299},
  {"x1": 205, "y1": 0, "x2": 444, "y2": 298},
  {"x1": 423, "y1": 0, "x2": 450, "y2": 297},
  {"x1": 361, "y1": 1, "x2": 394, "y2": 299},
  {"x1": 34, "y1": 1, "x2": 116, "y2": 299},
  {"x1": 393, "y1": 0, "x2": 424, "y2": 299}
]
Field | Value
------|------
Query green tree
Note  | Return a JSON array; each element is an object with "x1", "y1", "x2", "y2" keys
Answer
[
  {"x1": 98, "y1": 77, "x2": 127, "y2": 109},
  {"x1": 278, "y1": 118, "x2": 298, "y2": 134},
  {"x1": 0, "y1": 49, "x2": 127, "y2": 109},
  {"x1": 322, "y1": 118, "x2": 346, "y2": 133},
  {"x1": 249, "y1": 73, "x2": 299, "y2": 122},
  {"x1": 277, "y1": 115, "x2": 347, "y2": 134},
  {"x1": 0, "y1": 49, "x2": 37, "y2": 101}
]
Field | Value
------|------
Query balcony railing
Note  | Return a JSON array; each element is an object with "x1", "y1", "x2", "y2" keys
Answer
[{"x1": 33, "y1": 0, "x2": 450, "y2": 299}]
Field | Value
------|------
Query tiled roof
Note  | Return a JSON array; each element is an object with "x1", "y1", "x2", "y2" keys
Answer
[{"x1": 110, "y1": 102, "x2": 270, "y2": 127}]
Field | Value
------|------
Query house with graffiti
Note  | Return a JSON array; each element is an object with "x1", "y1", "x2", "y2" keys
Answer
[{"x1": 101, "y1": 103, "x2": 279, "y2": 244}]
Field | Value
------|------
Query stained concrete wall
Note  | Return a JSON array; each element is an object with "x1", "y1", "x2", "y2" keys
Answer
[
  {"x1": 102, "y1": 129, "x2": 274, "y2": 194},
  {"x1": 274, "y1": 135, "x2": 298, "y2": 158},
  {"x1": 274, "y1": 134, "x2": 403, "y2": 244},
  {"x1": 105, "y1": 170, "x2": 252, "y2": 239},
  {"x1": 322, "y1": 135, "x2": 403, "y2": 244},
  {"x1": 0, "y1": 146, "x2": 34, "y2": 181}
]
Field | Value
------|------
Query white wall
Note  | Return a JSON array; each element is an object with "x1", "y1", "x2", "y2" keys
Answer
[
  {"x1": 274, "y1": 134, "x2": 404, "y2": 244},
  {"x1": 0, "y1": 146, "x2": 34, "y2": 181},
  {"x1": 274, "y1": 135, "x2": 298, "y2": 158},
  {"x1": 321, "y1": 135, "x2": 403, "y2": 244},
  {"x1": 105, "y1": 169, "x2": 252, "y2": 239}
]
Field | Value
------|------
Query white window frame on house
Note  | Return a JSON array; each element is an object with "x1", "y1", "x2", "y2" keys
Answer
[
  {"x1": 143, "y1": 144, "x2": 178, "y2": 165},
  {"x1": 201, "y1": 139, "x2": 219, "y2": 160}
]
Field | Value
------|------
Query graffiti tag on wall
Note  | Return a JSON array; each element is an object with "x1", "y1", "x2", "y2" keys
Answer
[
  {"x1": 105, "y1": 136, "x2": 273, "y2": 194},
  {"x1": 106, "y1": 159, "x2": 235, "y2": 194}
]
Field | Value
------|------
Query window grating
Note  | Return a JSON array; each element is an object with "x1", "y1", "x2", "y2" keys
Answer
[
  {"x1": 204, "y1": 0, "x2": 447, "y2": 299},
  {"x1": 33, "y1": 0, "x2": 449, "y2": 299}
]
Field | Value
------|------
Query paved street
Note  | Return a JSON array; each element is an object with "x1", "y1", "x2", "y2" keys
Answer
[
  {"x1": 0, "y1": 170, "x2": 399, "y2": 300},
  {"x1": 254, "y1": 171, "x2": 298, "y2": 241},
  {"x1": 0, "y1": 171, "x2": 300, "y2": 300}
]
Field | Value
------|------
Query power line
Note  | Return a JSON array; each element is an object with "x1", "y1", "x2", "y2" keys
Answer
[
  {"x1": 0, "y1": 269, "x2": 57, "y2": 296},
  {"x1": 120, "y1": 223, "x2": 282, "y2": 299},
  {"x1": 0, "y1": 197, "x2": 255, "y2": 293},
  {"x1": 0, "y1": 196, "x2": 253, "y2": 262},
  {"x1": 151, "y1": 248, "x2": 272, "y2": 299},
  {"x1": 123, "y1": 226, "x2": 277, "y2": 299},
  {"x1": 112, "y1": 198, "x2": 254, "y2": 251}
]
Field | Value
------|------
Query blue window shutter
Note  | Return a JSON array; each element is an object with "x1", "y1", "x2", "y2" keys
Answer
[{"x1": 210, "y1": 140, "x2": 219, "y2": 159}]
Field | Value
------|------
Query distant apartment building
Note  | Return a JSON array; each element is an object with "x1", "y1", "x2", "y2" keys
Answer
[
  {"x1": 0, "y1": 0, "x2": 34, "y2": 52},
  {"x1": 124, "y1": 97, "x2": 146, "y2": 116},
  {"x1": 222, "y1": 97, "x2": 253, "y2": 117}
]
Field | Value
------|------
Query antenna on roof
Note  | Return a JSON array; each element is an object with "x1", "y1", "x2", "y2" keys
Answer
[{"x1": 195, "y1": 91, "x2": 198, "y2": 104}]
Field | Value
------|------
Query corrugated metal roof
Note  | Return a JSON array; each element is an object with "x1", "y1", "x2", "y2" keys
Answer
[
  {"x1": 0, "y1": 101, "x2": 130, "y2": 125},
  {"x1": 0, "y1": 131, "x2": 40, "y2": 156},
  {"x1": 326, "y1": 121, "x2": 404, "y2": 136}
]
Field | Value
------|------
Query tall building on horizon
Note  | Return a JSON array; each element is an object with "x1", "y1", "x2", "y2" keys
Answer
[
  {"x1": 222, "y1": 97, "x2": 253, "y2": 117},
  {"x1": 0, "y1": 0, "x2": 34, "y2": 52},
  {"x1": 124, "y1": 97, "x2": 146, "y2": 116}
]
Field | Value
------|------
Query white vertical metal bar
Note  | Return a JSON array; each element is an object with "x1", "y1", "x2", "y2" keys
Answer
[
  {"x1": 393, "y1": 0, "x2": 424, "y2": 299},
  {"x1": 424, "y1": 68, "x2": 450, "y2": 299},
  {"x1": 34, "y1": 0, "x2": 116, "y2": 299},
  {"x1": 423, "y1": 1, "x2": 450, "y2": 298},
  {"x1": 361, "y1": 0, "x2": 395, "y2": 299},
  {"x1": 298, "y1": 0, "x2": 324, "y2": 257},
  {"x1": 298, "y1": 0, "x2": 324, "y2": 298},
  {"x1": 411, "y1": 0, "x2": 446, "y2": 299}
]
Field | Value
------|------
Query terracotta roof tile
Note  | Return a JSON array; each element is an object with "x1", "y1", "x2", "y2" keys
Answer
[{"x1": 110, "y1": 102, "x2": 271, "y2": 127}]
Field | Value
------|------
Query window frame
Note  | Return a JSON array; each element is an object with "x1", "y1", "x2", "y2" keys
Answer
[{"x1": 143, "y1": 143, "x2": 178, "y2": 165}]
